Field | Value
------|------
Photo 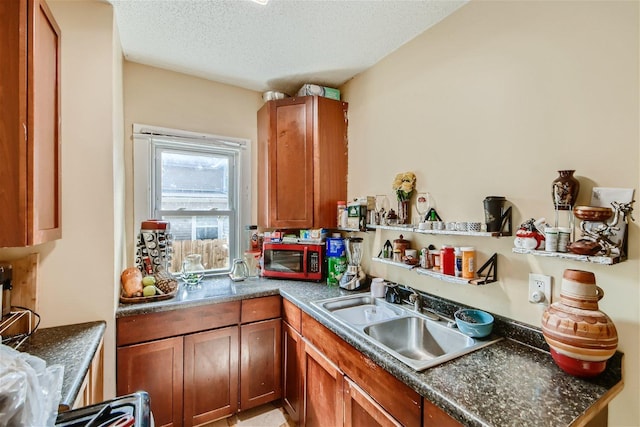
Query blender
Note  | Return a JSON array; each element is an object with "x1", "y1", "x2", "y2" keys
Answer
[{"x1": 339, "y1": 237, "x2": 367, "y2": 290}]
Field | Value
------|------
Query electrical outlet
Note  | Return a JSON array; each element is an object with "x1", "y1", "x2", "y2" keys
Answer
[{"x1": 529, "y1": 273, "x2": 552, "y2": 305}]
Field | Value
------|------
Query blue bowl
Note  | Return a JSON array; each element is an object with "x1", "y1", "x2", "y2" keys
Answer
[{"x1": 454, "y1": 309, "x2": 494, "y2": 338}]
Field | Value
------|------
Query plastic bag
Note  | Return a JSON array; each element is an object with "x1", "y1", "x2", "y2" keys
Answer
[{"x1": 0, "y1": 343, "x2": 64, "y2": 427}]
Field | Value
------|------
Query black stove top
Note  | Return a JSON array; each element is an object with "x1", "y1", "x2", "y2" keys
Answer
[{"x1": 55, "y1": 392, "x2": 151, "y2": 427}]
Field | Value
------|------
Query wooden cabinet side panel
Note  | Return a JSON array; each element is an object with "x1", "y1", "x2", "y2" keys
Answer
[
  {"x1": 117, "y1": 337, "x2": 183, "y2": 427},
  {"x1": 313, "y1": 97, "x2": 348, "y2": 228},
  {"x1": 282, "y1": 322, "x2": 304, "y2": 424},
  {"x1": 423, "y1": 399, "x2": 463, "y2": 427},
  {"x1": 116, "y1": 301, "x2": 241, "y2": 346},
  {"x1": 302, "y1": 340, "x2": 344, "y2": 427},
  {"x1": 240, "y1": 319, "x2": 282, "y2": 410},
  {"x1": 89, "y1": 337, "x2": 104, "y2": 405},
  {"x1": 282, "y1": 298, "x2": 302, "y2": 333},
  {"x1": 184, "y1": 326, "x2": 239, "y2": 426},
  {"x1": 29, "y1": 0, "x2": 61, "y2": 244},
  {"x1": 344, "y1": 377, "x2": 402, "y2": 427},
  {"x1": 257, "y1": 102, "x2": 271, "y2": 227},
  {"x1": 241, "y1": 295, "x2": 281, "y2": 323},
  {"x1": 302, "y1": 312, "x2": 421, "y2": 427},
  {"x1": 0, "y1": 0, "x2": 28, "y2": 247}
]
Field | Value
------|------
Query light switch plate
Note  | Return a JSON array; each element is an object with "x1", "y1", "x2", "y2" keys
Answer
[{"x1": 529, "y1": 273, "x2": 552, "y2": 305}]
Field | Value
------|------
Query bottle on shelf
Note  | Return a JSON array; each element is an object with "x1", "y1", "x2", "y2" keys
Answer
[
  {"x1": 337, "y1": 201, "x2": 347, "y2": 228},
  {"x1": 461, "y1": 247, "x2": 476, "y2": 279},
  {"x1": 454, "y1": 247, "x2": 462, "y2": 277},
  {"x1": 441, "y1": 245, "x2": 455, "y2": 276}
]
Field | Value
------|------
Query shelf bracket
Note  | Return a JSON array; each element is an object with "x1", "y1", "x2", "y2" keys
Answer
[
  {"x1": 425, "y1": 208, "x2": 442, "y2": 222},
  {"x1": 470, "y1": 253, "x2": 498, "y2": 285}
]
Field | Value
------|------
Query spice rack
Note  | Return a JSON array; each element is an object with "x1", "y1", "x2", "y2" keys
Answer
[{"x1": 371, "y1": 253, "x2": 498, "y2": 285}]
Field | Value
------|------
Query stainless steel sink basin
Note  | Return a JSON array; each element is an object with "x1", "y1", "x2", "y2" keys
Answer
[
  {"x1": 313, "y1": 294, "x2": 405, "y2": 326},
  {"x1": 312, "y1": 293, "x2": 502, "y2": 371}
]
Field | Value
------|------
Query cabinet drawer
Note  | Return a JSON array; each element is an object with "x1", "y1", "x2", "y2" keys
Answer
[
  {"x1": 241, "y1": 296, "x2": 281, "y2": 324},
  {"x1": 117, "y1": 301, "x2": 241, "y2": 346},
  {"x1": 282, "y1": 298, "x2": 301, "y2": 332},
  {"x1": 302, "y1": 312, "x2": 421, "y2": 427}
]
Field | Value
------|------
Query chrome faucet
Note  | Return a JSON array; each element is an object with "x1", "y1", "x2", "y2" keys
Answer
[
  {"x1": 404, "y1": 286, "x2": 457, "y2": 328},
  {"x1": 408, "y1": 289, "x2": 422, "y2": 312},
  {"x1": 403, "y1": 287, "x2": 422, "y2": 312},
  {"x1": 422, "y1": 307, "x2": 457, "y2": 328}
]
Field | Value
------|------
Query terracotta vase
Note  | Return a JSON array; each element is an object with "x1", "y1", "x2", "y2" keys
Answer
[
  {"x1": 552, "y1": 170, "x2": 580, "y2": 210},
  {"x1": 397, "y1": 200, "x2": 409, "y2": 224},
  {"x1": 541, "y1": 269, "x2": 618, "y2": 377}
]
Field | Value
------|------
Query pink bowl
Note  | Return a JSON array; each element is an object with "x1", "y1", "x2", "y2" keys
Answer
[{"x1": 549, "y1": 348, "x2": 607, "y2": 377}]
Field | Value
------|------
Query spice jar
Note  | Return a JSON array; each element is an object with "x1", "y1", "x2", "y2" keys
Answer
[{"x1": 393, "y1": 235, "x2": 410, "y2": 258}]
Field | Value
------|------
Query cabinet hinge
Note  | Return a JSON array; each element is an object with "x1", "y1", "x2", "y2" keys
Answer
[{"x1": 23, "y1": 123, "x2": 27, "y2": 141}]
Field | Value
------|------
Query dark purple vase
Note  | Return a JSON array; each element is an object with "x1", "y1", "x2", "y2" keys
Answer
[{"x1": 552, "y1": 170, "x2": 580, "y2": 210}]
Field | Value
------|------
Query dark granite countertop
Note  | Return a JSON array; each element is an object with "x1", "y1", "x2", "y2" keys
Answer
[
  {"x1": 116, "y1": 277, "x2": 623, "y2": 427},
  {"x1": 18, "y1": 321, "x2": 106, "y2": 410}
]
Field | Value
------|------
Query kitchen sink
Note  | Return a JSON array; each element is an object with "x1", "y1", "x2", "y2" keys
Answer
[
  {"x1": 314, "y1": 294, "x2": 405, "y2": 326},
  {"x1": 312, "y1": 293, "x2": 502, "y2": 371}
]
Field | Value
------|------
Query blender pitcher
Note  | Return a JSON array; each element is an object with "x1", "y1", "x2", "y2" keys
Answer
[{"x1": 339, "y1": 237, "x2": 366, "y2": 290}]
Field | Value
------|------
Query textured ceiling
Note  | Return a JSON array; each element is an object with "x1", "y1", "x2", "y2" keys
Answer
[{"x1": 107, "y1": 0, "x2": 467, "y2": 95}]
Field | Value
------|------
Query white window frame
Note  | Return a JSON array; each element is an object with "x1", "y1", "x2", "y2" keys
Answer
[{"x1": 132, "y1": 124, "x2": 251, "y2": 274}]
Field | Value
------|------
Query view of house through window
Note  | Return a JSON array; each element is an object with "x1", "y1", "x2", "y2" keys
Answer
[{"x1": 153, "y1": 142, "x2": 237, "y2": 274}]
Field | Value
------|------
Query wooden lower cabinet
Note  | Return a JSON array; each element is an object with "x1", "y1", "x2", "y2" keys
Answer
[
  {"x1": 240, "y1": 318, "x2": 282, "y2": 410},
  {"x1": 117, "y1": 336, "x2": 184, "y2": 427},
  {"x1": 302, "y1": 340, "x2": 344, "y2": 427},
  {"x1": 423, "y1": 399, "x2": 463, "y2": 427},
  {"x1": 344, "y1": 377, "x2": 402, "y2": 427},
  {"x1": 184, "y1": 327, "x2": 239, "y2": 426},
  {"x1": 116, "y1": 298, "x2": 281, "y2": 427},
  {"x1": 301, "y1": 312, "x2": 421, "y2": 427},
  {"x1": 282, "y1": 321, "x2": 304, "y2": 424}
]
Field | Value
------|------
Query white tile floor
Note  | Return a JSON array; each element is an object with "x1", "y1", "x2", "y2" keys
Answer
[{"x1": 201, "y1": 402, "x2": 294, "y2": 427}]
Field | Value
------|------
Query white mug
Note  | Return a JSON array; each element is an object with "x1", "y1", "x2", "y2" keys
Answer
[{"x1": 371, "y1": 278, "x2": 387, "y2": 298}]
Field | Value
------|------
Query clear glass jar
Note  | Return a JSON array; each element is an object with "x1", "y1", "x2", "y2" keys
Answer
[{"x1": 181, "y1": 253, "x2": 205, "y2": 288}]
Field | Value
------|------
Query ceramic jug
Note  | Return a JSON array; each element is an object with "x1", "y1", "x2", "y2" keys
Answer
[{"x1": 541, "y1": 269, "x2": 617, "y2": 377}]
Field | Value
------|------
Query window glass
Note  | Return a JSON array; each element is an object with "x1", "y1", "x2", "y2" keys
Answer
[
  {"x1": 163, "y1": 215, "x2": 230, "y2": 272},
  {"x1": 153, "y1": 144, "x2": 237, "y2": 275},
  {"x1": 160, "y1": 151, "x2": 229, "y2": 211}
]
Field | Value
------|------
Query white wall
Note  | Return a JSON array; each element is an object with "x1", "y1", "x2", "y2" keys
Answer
[
  {"x1": 342, "y1": 1, "x2": 639, "y2": 425},
  {"x1": 122, "y1": 62, "x2": 263, "y2": 262},
  {"x1": 0, "y1": 0, "x2": 123, "y2": 398}
]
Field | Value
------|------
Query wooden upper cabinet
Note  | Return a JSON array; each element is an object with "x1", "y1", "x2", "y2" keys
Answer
[
  {"x1": 257, "y1": 96, "x2": 348, "y2": 229},
  {"x1": 0, "y1": 0, "x2": 61, "y2": 247}
]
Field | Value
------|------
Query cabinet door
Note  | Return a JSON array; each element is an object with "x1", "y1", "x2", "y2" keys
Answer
[
  {"x1": 302, "y1": 340, "x2": 344, "y2": 427},
  {"x1": 240, "y1": 319, "x2": 282, "y2": 410},
  {"x1": 184, "y1": 326, "x2": 239, "y2": 426},
  {"x1": 423, "y1": 399, "x2": 463, "y2": 427},
  {"x1": 29, "y1": 0, "x2": 62, "y2": 244},
  {"x1": 0, "y1": 0, "x2": 61, "y2": 247},
  {"x1": 117, "y1": 337, "x2": 183, "y2": 427},
  {"x1": 282, "y1": 321, "x2": 304, "y2": 424},
  {"x1": 258, "y1": 97, "x2": 314, "y2": 228},
  {"x1": 344, "y1": 377, "x2": 402, "y2": 427}
]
